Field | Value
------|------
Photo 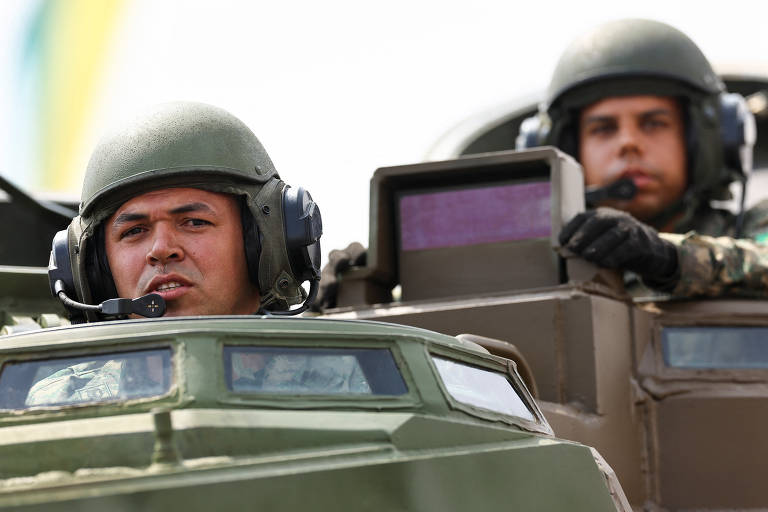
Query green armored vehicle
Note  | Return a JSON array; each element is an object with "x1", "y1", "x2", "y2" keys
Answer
[
  {"x1": 0, "y1": 179, "x2": 629, "y2": 511},
  {"x1": 322, "y1": 137, "x2": 768, "y2": 511}
]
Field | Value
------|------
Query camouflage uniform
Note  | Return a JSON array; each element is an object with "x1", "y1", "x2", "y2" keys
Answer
[
  {"x1": 524, "y1": 20, "x2": 764, "y2": 300},
  {"x1": 262, "y1": 354, "x2": 370, "y2": 393},
  {"x1": 662, "y1": 200, "x2": 768, "y2": 297},
  {"x1": 25, "y1": 357, "x2": 165, "y2": 407},
  {"x1": 26, "y1": 360, "x2": 124, "y2": 406},
  {"x1": 230, "y1": 352, "x2": 371, "y2": 394}
]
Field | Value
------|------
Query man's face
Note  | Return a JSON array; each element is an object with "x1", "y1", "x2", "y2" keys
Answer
[
  {"x1": 104, "y1": 188, "x2": 261, "y2": 316},
  {"x1": 578, "y1": 95, "x2": 687, "y2": 223}
]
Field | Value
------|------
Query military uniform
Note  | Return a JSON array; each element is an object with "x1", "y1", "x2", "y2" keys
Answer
[
  {"x1": 26, "y1": 360, "x2": 124, "y2": 406},
  {"x1": 524, "y1": 19, "x2": 762, "y2": 300},
  {"x1": 231, "y1": 353, "x2": 371, "y2": 394},
  {"x1": 25, "y1": 358, "x2": 166, "y2": 406},
  {"x1": 663, "y1": 200, "x2": 768, "y2": 297},
  {"x1": 261, "y1": 355, "x2": 370, "y2": 393}
]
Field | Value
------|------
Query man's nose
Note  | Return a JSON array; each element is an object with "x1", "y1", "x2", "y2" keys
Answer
[
  {"x1": 146, "y1": 225, "x2": 184, "y2": 266},
  {"x1": 617, "y1": 122, "x2": 643, "y2": 156}
]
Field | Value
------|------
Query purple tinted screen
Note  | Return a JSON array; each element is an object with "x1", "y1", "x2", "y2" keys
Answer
[{"x1": 399, "y1": 181, "x2": 551, "y2": 251}]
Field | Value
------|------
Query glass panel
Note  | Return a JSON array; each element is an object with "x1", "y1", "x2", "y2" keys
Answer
[
  {"x1": 663, "y1": 326, "x2": 768, "y2": 369},
  {"x1": 432, "y1": 356, "x2": 535, "y2": 422},
  {"x1": 0, "y1": 348, "x2": 172, "y2": 409},
  {"x1": 224, "y1": 346, "x2": 408, "y2": 396},
  {"x1": 399, "y1": 181, "x2": 551, "y2": 251}
]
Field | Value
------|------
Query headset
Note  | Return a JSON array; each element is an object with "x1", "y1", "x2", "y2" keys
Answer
[
  {"x1": 516, "y1": 92, "x2": 756, "y2": 178},
  {"x1": 48, "y1": 184, "x2": 322, "y2": 322}
]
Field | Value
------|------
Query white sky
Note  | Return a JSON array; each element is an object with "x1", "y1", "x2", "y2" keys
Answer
[{"x1": 0, "y1": 0, "x2": 766, "y2": 254}]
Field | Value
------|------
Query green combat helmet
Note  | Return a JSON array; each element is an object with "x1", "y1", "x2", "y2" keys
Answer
[
  {"x1": 48, "y1": 102, "x2": 322, "y2": 322},
  {"x1": 516, "y1": 18, "x2": 755, "y2": 226}
]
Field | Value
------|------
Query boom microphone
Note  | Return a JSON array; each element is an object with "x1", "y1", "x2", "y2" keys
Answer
[
  {"x1": 584, "y1": 177, "x2": 637, "y2": 207},
  {"x1": 53, "y1": 280, "x2": 166, "y2": 318}
]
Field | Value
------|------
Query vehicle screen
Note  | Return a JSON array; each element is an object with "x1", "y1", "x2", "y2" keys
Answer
[
  {"x1": 398, "y1": 180, "x2": 550, "y2": 251},
  {"x1": 432, "y1": 356, "x2": 535, "y2": 422},
  {"x1": 0, "y1": 348, "x2": 172, "y2": 409},
  {"x1": 663, "y1": 326, "x2": 768, "y2": 369},
  {"x1": 223, "y1": 346, "x2": 408, "y2": 395}
]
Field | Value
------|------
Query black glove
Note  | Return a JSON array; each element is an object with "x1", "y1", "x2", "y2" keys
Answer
[
  {"x1": 311, "y1": 242, "x2": 367, "y2": 312},
  {"x1": 558, "y1": 207, "x2": 680, "y2": 291}
]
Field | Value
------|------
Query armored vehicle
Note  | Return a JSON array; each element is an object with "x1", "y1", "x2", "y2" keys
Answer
[
  {"x1": 322, "y1": 142, "x2": 768, "y2": 511},
  {"x1": 0, "y1": 180, "x2": 629, "y2": 510}
]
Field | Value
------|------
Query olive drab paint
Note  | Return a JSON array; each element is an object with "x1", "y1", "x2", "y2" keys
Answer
[
  {"x1": 322, "y1": 147, "x2": 768, "y2": 510},
  {"x1": 0, "y1": 311, "x2": 626, "y2": 511}
]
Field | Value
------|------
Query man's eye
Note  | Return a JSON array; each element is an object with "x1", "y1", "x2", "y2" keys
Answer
[
  {"x1": 643, "y1": 118, "x2": 669, "y2": 130},
  {"x1": 588, "y1": 124, "x2": 615, "y2": 135},
  {"x1": 185, "y1": 218, "x2": 212, "y2": 227},
  {"x1": 120, "y1": 227, "x2": 145, "y2": 239}
]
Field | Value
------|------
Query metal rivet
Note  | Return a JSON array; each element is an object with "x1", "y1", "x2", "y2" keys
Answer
[
  {"x1": 262, "y1": 205, "x2": 271, "y2": 214},
  {"x1": 279, "y1": 279, "x2": 289, "y2": 289}
]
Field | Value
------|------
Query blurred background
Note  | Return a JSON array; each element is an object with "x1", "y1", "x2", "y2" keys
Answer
[{"x1": 0, "y1": 0, "x2": 765, "y2": 255}]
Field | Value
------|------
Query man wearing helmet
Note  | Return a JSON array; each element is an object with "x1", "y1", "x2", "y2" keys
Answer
[
  {"x1": 49, "y1": 101, "x2": 321, "y2": 322},
  {"x1": 527, "y1": 18, "x2": 767, "y2": 297},
  {"x1": 314, "y1": 18, "x2": 766, "y2": 306},
  {"x1": 33, "y1": 102, "x2": 322, "y2": 405}
]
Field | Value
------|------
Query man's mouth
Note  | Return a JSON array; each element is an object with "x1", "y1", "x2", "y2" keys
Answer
[
  {"x1": 620, "y1": 169, "x2": 657, "y2": 190},
  {"x1": 144, "y1": 275, "x2": 192, "y2": 299},
  {"x1": 155, "y1": 281, "x2": 183, "y2": 292}
]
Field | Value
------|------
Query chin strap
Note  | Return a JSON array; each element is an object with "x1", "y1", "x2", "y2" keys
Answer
[{"x1": 734, "y1": 178, "x2": 748, "y2": 238}]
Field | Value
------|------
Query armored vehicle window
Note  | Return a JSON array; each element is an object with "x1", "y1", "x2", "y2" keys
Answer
[
  {"x1": 432, "y1": 356, "x2": 535, "y2": 422},
  {"x1": 0, "y1": 348, "x2": 172, "y2": 410},
  {"x1": 663, "y1": 326, "x2": 768, "y2": 369},
  {"x1": 224, "y1": 346, "x2": 407, "y2": 395},
  {"x1": 398, "y1": 180, "x2": 550, "y2": 251}
]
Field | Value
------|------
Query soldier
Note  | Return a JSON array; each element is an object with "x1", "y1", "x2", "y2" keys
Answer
[
  {"x1": 316, "y1": 19, "x2": 766, "y2": 308},
  {"x1": 522, "y1": 18, "x2": 767, "y2": 296},
  {"x1": 49, "y1": 101, "x2": 321, "y2": 321},
  {"x1": 30, "y1": 101, "x2": 322, "y2": 406}
]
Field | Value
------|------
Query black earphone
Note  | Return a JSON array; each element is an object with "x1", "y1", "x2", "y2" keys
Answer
[{"x1": 48, "y1": 185, "x2": 322, "y2": 321}]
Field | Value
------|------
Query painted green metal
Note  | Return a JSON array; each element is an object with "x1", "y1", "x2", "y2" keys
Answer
[
  {"x1": 0, "y1": 171, "x2": 625, "y2": 510},
  {"x1": 0, "y1": 309, "x2": 623, "y2": 511}
]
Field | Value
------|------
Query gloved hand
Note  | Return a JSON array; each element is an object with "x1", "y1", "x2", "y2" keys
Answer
[
  {"x1": 311, "y1": 242, "x2": 367, "y2": 311},
  {"x1": 558, "y1": 207, "x2": 680, "y2": 291}
]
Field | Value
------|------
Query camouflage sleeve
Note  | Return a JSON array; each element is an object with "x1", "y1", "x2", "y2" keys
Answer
[
  {"x1": 26, "y1": 360, "x2": 123, "y2": 406},
  {"x1": 660, "y1": 232, "x2": 768, "y2": 298}
]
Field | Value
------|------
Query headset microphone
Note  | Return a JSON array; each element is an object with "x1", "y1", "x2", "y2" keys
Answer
[
  {"x1": 49, "y1": 230, "x2": 166, "y2": 320},
  {"x1": 585, "y1": 178, "x2": 637, "y2": 207},
  {"x1": 53, "y1": 279, "x2": 166, "y2": 318}
]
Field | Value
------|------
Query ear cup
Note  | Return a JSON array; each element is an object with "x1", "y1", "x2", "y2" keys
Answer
[
  {"x1": 241, "y1": 198, "x2": 262, "y2": 288},
  {"x1": 282, "y1": 186, "x2": 322, "y2": 282},
  {"x1": 516, "y1": 114, "x2": 548, "y2": 150},
  {"x1": 720, "y1": 92, "x2": 756, "y2": 175},
  {"x1": 48, "y1": 228, "x2": 77, "y2": 298},
  {"x1": 85, "y1": 224, "x2": 118, "y2": 303},
  {"x1": 48, "y1": 224, "x2": 90, "y2": 323}
]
